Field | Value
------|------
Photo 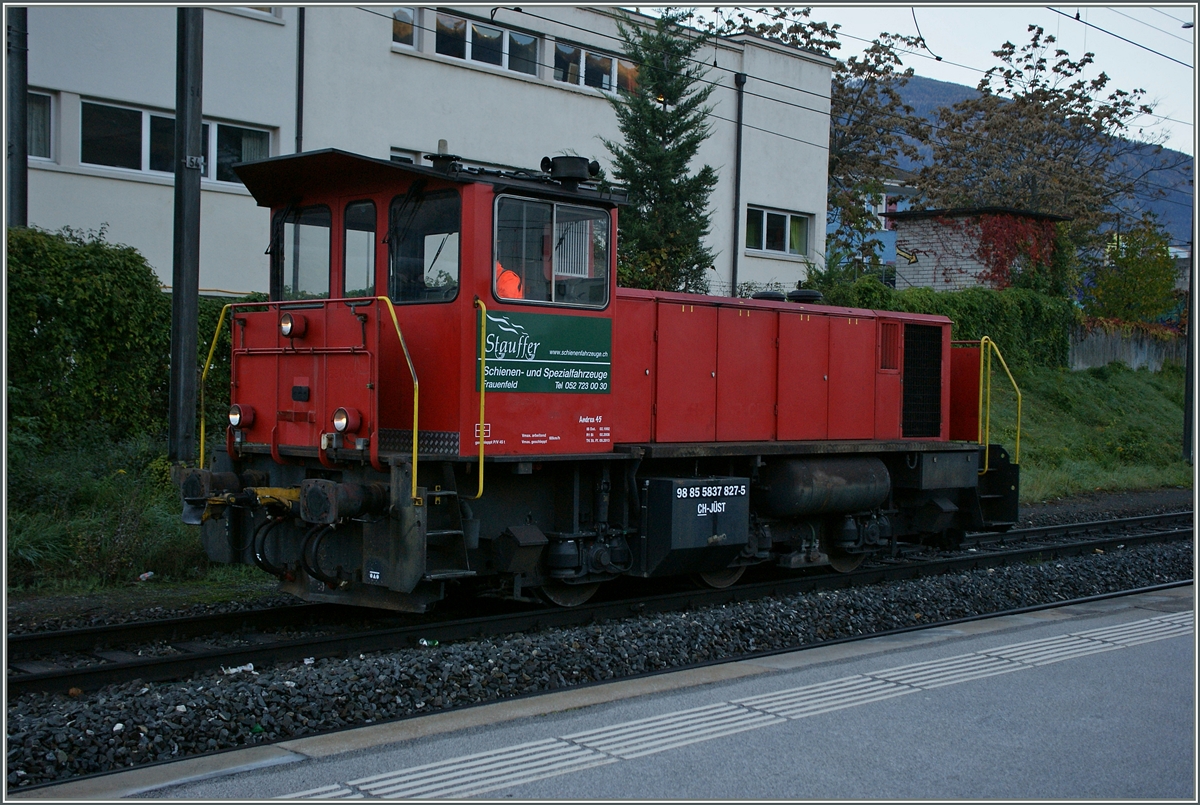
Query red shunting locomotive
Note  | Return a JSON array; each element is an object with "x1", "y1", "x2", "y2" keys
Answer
[{"x1": 180, "y1": 149, "x2": 1019, "y2": 612}]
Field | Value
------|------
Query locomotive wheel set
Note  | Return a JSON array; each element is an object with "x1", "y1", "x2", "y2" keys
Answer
[{"x1": 179, "y1": 150, "x2": 1020, "y2": 613}]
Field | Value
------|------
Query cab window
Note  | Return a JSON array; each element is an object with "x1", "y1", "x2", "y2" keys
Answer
[
  {"x1": 494, "y1": 195, "x2": 609, "y2": 308},
  {"x1": 388, "y1": 189, "x2": 460, "y2": 303},
  {"x1": 343, "y1": 200, "x2": 376, "y2": 298},
  {"x1": 273, "y1": 205, "x2": 331, "y2": 300}
]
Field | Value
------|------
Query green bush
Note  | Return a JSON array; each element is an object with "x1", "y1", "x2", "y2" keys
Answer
[
  {"x1": 7, "y1": 225, "x2": 261, "y2": 451},
  {"x1": 7, "y1": 226, "x2": 172, "y2": 435},
  {"x1": 817, "y1": 277, "x2": 1080, "y2": 368}
]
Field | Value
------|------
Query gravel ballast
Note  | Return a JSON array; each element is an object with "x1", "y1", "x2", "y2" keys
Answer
[{"x1": 6, "y1": 533, "x2": 1193, "y2": 790}]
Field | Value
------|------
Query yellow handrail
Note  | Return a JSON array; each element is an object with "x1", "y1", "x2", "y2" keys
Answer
[
  {"x1": 376, "y1": 296, "x2": 422, "y2": 506},
  {"x1": 977, "y1": 335, "x2": 1021, "y2": 472},
  {"x1": 198, "y1": 304, "x2": 233, "y2": 470},
  {"x1": 467, "y1": 298, "x2": 487, "y2": 499}
]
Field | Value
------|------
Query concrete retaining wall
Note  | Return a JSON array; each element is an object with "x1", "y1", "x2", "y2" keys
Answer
[{"x1": 1069, "y1": 328, "x2": 1185, "y2": 372}]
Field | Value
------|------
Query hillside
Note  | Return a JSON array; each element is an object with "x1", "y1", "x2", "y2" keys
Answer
[{"x1": 893, "y1": 74, "x2": 1194, "y2": 246}]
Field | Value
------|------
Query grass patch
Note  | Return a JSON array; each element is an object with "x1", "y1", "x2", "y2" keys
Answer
[
  {"x1": 983, "y1": 361, "x2": 1192, "y2": 502},
  {"x1": 5, "y1": 425, "x2": 211, "y2": 592}
]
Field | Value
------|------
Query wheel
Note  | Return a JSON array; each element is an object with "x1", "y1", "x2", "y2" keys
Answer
[
  {"x1": 694, "y1": 566, "x2": 746, "y2": 589},
  {"x1": 536, "y1": 580, "x2": 601, "y2": 607},
  {"x1": 825, "y1": 550, "x2": 866, "y2": 573},
  {"x1": 820, "y1": 534, "x2": 866, "y2": 572}
]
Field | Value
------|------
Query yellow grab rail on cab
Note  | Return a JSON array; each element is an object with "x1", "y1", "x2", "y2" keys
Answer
[
  {"x1": 198, "y1": 304, "x2": 233, "y2": 470},
  {"x1": 467, "y1": 298, "x2": 487, "y2": 499},
  {"x1": 376, "y1": 297, "x2": 422, "y2": 506},
  {"x1": 977, "y1": 335, "x2": 1021, "y2": 472}
]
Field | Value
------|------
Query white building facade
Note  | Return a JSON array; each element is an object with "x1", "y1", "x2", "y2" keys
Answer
[{"x1": 22, "y1": 5, "x2": 832, "y2": 296}]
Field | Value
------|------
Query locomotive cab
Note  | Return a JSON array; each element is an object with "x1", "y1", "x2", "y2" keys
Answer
[{"x1": 182, "y1": 148, "x2": 1019, "y2": 613}]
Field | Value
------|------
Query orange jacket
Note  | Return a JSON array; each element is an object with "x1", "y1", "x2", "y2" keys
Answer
[{"x1": 496, "y1": 261, "x2": 522, "y2": 299}]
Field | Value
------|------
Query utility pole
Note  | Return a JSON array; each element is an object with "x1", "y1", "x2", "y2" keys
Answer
[
  {"x1": 167, "y1": 7, "x2": 203, "y2": 464},
  {"x1": 7, "y1": 6, "x2": 28, "y2": 228},
  {"x1": 1185, "y1": 236, "x2": 1194, "y2": 465}
]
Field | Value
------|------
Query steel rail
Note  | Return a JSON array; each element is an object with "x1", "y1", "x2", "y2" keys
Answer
[
  {"x1": 6, "y1": 603, "x2": 357, "y2": 659},
  {"x1": 7, "y1": 514, "x2": 1191, "y2": 698}
]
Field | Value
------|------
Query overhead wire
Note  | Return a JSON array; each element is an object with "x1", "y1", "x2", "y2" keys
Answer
[
  {"x1": 355, "y1": 6, "x2": 1193, "y2": 211},
  {"x1": 1147, "y1": 7, "x2": 1195, "y2": 26},
  {"x1": 1046, "y1": 7, "x2": 1194, "y2": 68},
  {"x1": 1102, "y1": 7, "x2": 1194, "y2": 45}
]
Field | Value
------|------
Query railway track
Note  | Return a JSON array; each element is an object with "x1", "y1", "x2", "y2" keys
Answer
[{"x1": 7, "y1": 511, "x2": 1191, "y2": 697}]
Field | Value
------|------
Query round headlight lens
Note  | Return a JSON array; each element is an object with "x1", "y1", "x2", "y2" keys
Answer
[
  {"x1": 332, "y1": 407, "x2": 360, "y2": 433},
  {"x1": 280, "y1": 312, "x2": 306, "y2": 338},
  {"x1": 229, "y1": 404, "x2": 254, "y2": 428}
]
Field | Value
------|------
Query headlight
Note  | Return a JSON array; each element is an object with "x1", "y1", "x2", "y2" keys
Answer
[
  {"x1": 229, "y1": 404, "x2": 255, "y2": 428},
  {"x1": 280, "y1": 312, "x2": 307, "y2": 338},
  {"x1": 332, "y1": 407, "x2": 361, "y2": 433}
]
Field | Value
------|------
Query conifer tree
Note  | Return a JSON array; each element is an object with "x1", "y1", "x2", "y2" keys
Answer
[{"x1": 603, "y1": 11, "x2": 718, "y2": 293}]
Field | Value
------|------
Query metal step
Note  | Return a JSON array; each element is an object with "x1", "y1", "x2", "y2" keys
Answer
[{"x1": 423, "y1": 570, "x2": 477, "y2": 580}]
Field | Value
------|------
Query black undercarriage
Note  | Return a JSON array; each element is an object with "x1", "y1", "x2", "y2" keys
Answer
[{"x1": 182, "y1": 440, "x2": 1018, "y2": 611}]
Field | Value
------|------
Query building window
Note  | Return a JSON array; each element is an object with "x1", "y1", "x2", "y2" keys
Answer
[
  {"x1": 745, "y1": 206, "x2": 810, "y2": 257},
  {"x1": 508, "y1": 31, "x2": 538, "y2": 75},
  {"x1": 617, "y1": 59, "x2": 638, "y2": 93},
  {"x1": 553, "y1": 42, "x2": 581, "y2": 84},
  {"x1": 436, "y1": 13, "x2": 467, "y2": 58},
  {"x1": 434, "y1": 12, "x2": 542, "y2": 77},
  {"x1": 28, "y1": 92, "x2": 51, "y2": 158},
  {"x1": 552, "y1": 40, "x2": 634, "y2": 93},
  {"x1": 81, "y1": 101, "x2": 141, "y2": 170},
  {"x1": 470, "y1": 21, "x2": 503, "y2": 65},
  {"x1": 79, "y1": 100, "x2": 267, "y2": 184},
  {"x1": 215, "y1": 124, "x2": 269, "y2": 182},
  {"x1": 584, "y1": 52, "x2": 613, "y2": 90},
  {"x1": 391, "y1": 7, "x2": 414, "y2": 46}
]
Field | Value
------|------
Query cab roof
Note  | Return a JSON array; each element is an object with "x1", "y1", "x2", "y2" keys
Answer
[{"x1": 233, "y1": 148, "x2": 626, "y2": 209}]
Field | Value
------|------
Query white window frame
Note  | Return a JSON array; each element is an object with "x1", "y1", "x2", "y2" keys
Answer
[
  {"x1": 79, "y1": 99, "x2": 269, "y2": 185},
  {"x1": 745, "y1": 206, "x2": 811, "y2": 258},
  {"x1": 434, "y1": 11, "x2": 540, "y2": 77}
]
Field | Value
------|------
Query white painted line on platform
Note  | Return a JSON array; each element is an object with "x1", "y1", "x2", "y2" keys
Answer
[
  {"x1": 735, "y1": 675, "x2": 916, "y2": 717},
  {"x1": 273, "y1": 609, "x2": 1194, "y2": 799}
]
